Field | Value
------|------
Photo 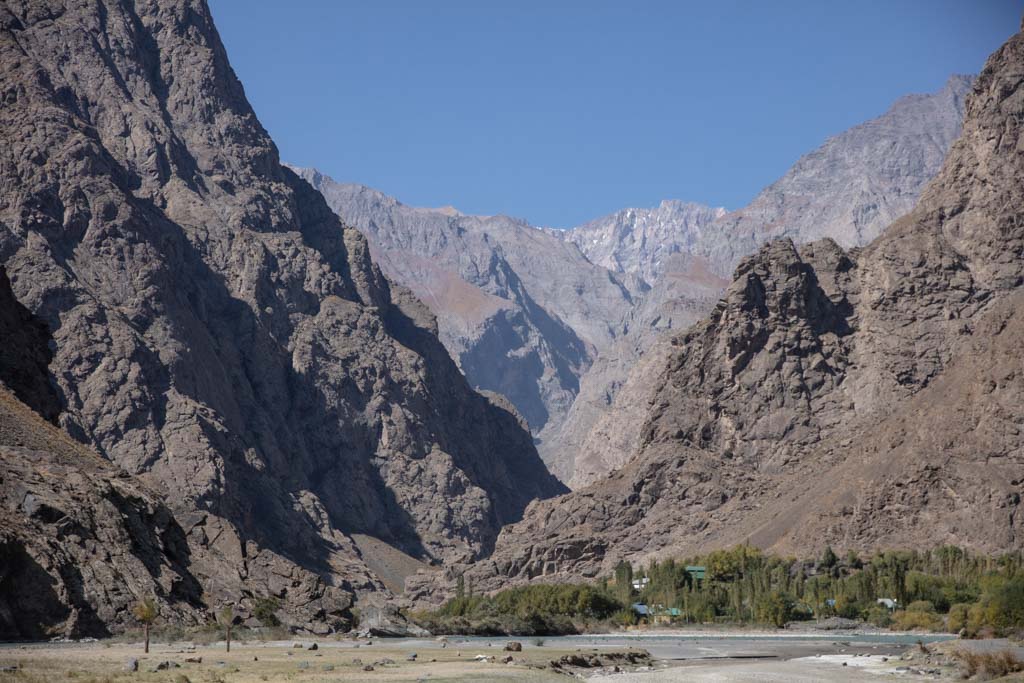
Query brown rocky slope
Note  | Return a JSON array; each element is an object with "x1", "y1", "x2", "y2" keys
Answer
[
  {"x1": 442, "y1": 20, "x2": 1024, "y2": 594},
  {"x1": 0, "y1": 268, "x2": 207, "y2": 639},
  {"x1": 0, "y1": 0, "x2": 563, "y2": 634}
]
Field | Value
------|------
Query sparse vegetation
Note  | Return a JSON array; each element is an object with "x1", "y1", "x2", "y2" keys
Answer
[
  {"x1": 252, "y1": 596, "x2": 281, "y2": 627},
  {"x1": 952, "y1": 648, "x2": 1024, "y2": 678},
  {"x1": 217, "y1": 606, "x2": 236, "y2": 652}
]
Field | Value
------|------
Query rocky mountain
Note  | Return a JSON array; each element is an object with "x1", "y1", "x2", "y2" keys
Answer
[
  {"x1": 292, "y1": 169, "x2": 640, "y2": 479},
  {"x1": 542, "y1": 74, "x2": 974, "y2": 486},
  {"x1": 0, "y1": 0, "x2": 563, "y2": 636},
  {"x1": 563, "y1": 74, "x2": 974, "y2": 283},
  {"x1": 300, "y1": 77, "x2": 971, "y2": 487},
  {"x1": 0, "y1": 266, "x2": 206, "y2": 639},
  {"x1": 444, "y1": 23, "x2": 1024, "y2": 592},
  {"x1": 561, "y1": 201, "x2": 727, "y2": 285}
]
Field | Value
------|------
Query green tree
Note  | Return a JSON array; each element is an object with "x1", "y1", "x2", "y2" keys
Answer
[
  {"x1": 756, "y1": 591, "x2": 796, "y2": 628},
  {"x1": 132, "y1": 598, "x2": 159, "y2": 654},
  {"x1": 455, "y1": 575, "x2": 465, "y2": 600}
]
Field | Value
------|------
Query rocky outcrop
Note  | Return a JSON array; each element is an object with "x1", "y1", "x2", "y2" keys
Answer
[
  {"x1": 0, "y1": 268, "x2": 59, "y2": 422},
  {"x1": 542, "y1": 255, "x2": 728, "y2": 487},
  {"x1": 0, "y1": 263, "x2": 205, "y2": 639},
  {"x1": 0, "y1": 0, "x2": 563, "y2": 634},
  {"x1": 0, "y1": 385, "x2": 208, "y2": 639},
  {"x1": 445, "y1": 24, "x2": 1024, "y2": 591}
]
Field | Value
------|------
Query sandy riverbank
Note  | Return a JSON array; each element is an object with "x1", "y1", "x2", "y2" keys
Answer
[{"x1": 0, "y1": 631, "x2": 1003, "y2": 682}]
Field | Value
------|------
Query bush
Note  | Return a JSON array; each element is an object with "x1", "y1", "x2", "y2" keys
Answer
[
  {"x1": 613, "y1": 609, "x2": 637, "y2": 627},
  {"x1": 835, "y1": 597, "x2": 866, "y2": 620},
  {"x1": 866, "y1": 606, "x2": 893, "y2": 628},
  {"x1": 977, "y1": 575, "x2": 1024, "y2": 632},
  {"x1": 947, "y1": 603, "x2": 970, "y2": 633},
  {"x1": 755, "y1": 591, "x2": 796, "y2": 628},
  {"x1": 906, "y1": 600, "x2": 936, "y2": 613},
  {"x1": 952, "y1": 649, "x2": 1024, "y2": 678},
  {"x1": 433, "y1": 583, "x2": 622, "y2": 624},
  {"x1": 252, "y1": 597, "x2": 281, "y2": 627},
  {"x1": 891, "y1": 609, "x2": 943, "y2": 632}
]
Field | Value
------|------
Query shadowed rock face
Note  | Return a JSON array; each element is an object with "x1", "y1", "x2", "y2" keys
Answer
[
  {"x1": 0, "y1": 266, "x2": 208, "y2": 639},
  {"x1": 0, "y1": 0, "x2": 563, "y2": 633},
  {"x1": 0, "y1": 268, "x2": 60, "y2": 422},
  {"x1": 436, "y1": 24, "x2": 1024, "y2": 595},
  {"x1": 0, "y1": 384, "x2": 209, "y2": 640}
]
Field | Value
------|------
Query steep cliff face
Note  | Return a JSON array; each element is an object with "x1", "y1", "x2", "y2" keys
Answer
[
  {"x1": 295, "y1": 77, "x2": 968, "y2": 487},
  {"x1": 0, "y1": 268, "x2": 60, "y2": 422},
  {"x1": 0, "y1": 267, "x2": 206, "y2": 639},
  {"x1": 447, "y1": 25, "x2": 1024, "y2": 591},
  {"x1": 0, "y1": 385, "x2": 209, "y2": 640},
  {"x1": 0, "y1": 0, "x2": 563, "y2": 633}
]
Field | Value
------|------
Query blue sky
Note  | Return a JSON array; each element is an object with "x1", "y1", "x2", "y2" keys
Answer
[{"x1": 210, "y1": 0, "x2": 1021, "y2": 227}]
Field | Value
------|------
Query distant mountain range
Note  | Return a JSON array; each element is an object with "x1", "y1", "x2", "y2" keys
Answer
[
  {"x1": 296, "y1": 73, "x2": 972, "y2": 485},
  {"x1": 441, "y1": 32, "x2": 1024, "y2": 596}
]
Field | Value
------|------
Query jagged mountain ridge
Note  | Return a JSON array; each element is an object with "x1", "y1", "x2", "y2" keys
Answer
[
  {"x1": 438, "y1": 24, "x2": 1024, "y2": 594},
  {"x1": 562, "y1": 74, "x2": 973, "y2": 283},
  {"x1": 300, "y1": 76, "x2": 971, "y2": 486},
  {"x1": 560, "y1": 201, "x2": 728, "y2": 285},
  {"x1": 0, "y1": 0, "x2": 563, "y2": 636}
]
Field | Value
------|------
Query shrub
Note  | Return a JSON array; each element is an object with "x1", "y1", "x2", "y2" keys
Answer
[
  {"x1": 906, "y1": 600, "x2": 936, "y2": 613},
  {"x1": 947, "y1": 603, "x2": 971, "y2": 633},
  {"x1": 835, "y1": 597, "x2": 866, "y2": 620},
  {"x1": 866, "y1": 606, "x2": 893, "y2": 628},
  {"x1": 252, "y1": 597, "x2": 281, "y2": 627},
  {"x1": 977, "y1": 575, "x2": 1024, "y2": 632},
  {"x1": 755, "y1": 591, "x2": 796, "y2": 628},
  {"x1": 891, "y1": 609, "x2": 943, "y2": 632},
  {"x1": 613, "y1": 608, "x2": 637, "y2": 627},
  {"x1": 952, "y1": 649, "x2": 1024, "y2": 678}
]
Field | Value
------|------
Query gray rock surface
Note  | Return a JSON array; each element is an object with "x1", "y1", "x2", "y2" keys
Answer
[
  {"x1": 0, "y1": 268, "x2": 60, "y2": 422},
  {"x1": 560, "y1": 201, "x2": 727, "y2": 285},
  {"x1": 0, "y1": 286, "x2": 206, "y2": 638},
  {"x1": 441, "y1": 25, "x2": 1024, "y2": 591},
  {"x1": 0, "y1": 0, "x2": 563, "y2": 634},
  {"x1": 291, "y1": 170, "x2": 639, "y2": 450}
]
